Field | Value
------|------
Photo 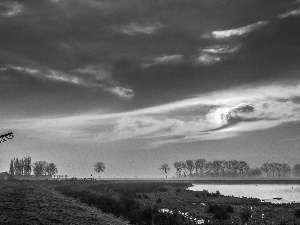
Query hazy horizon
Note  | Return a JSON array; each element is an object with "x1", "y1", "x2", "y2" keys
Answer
[{"x1": 1, "y1": 0, "x2": 300, "y2": 178}]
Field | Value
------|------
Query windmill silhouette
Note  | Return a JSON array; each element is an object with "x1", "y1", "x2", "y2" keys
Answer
[{"x1": 0, "y1": 132, "x2": 14, "y2": 143}]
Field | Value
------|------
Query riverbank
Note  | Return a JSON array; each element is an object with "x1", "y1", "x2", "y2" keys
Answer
[
  {"x1": 0, "y1": 181, "x2": 129, "y2": 225},
  {"x1": 1, "y1": 180, "x2": 300, "y2": 224}
]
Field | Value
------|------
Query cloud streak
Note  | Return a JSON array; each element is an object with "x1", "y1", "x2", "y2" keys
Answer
[
  {"x1": 0, "y1": 64, "x2": 134, "y2": 99},
  {"x1": 195, "y1": 44, "x2": 241, "y2": 66},
  {"x1": 113, "y1": 22, "x2": 163, "y2": 36},
  {"x1": 5, "y1": 82, "x2": 300, "y2": 144},
  {"x1": 205, "y1": 21, "x2": 269, "y2": 39},
  {"x1": 278, "y1": 7, "x2": 300, "y2": 19}
]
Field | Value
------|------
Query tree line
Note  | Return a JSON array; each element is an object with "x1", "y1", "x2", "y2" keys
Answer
[
  {"x1": 160, "y1": 159, "x2": 300, "y2": 178},
  {"x1": 9, "y1": 156, "x2": 58, "y2": 177}
]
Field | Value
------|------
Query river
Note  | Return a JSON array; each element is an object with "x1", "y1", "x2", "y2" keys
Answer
[{"x1": 188, "y1": 184, "x2": 300, "y2": 203}]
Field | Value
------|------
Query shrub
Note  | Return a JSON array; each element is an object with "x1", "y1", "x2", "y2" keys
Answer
[
  {"x1": 156, "y1": 198, "x2": 162, "y2": 203},
  {"x1": 206, "y1": 204, "x2": 234, "y2": 221},
  {"x1": 294, "y1": 208, "x2": 300, "y2": 219},
  {"x1": 158, "y1": 186, "x2": 168, "y2": 192},
  {"x1": 240, "y1": 209, "x2": 251, "y2": 222},
  {"x1": 175, "y1": 188, "x2": 181, "y2": 193},
  {"x1": 143, "y1": 194, "x2": 149, "y2": 199}
]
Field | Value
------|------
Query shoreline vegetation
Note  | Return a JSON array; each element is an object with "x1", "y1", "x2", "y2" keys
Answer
[{"x1": 1, "y1": 180, "x2": 300, "y2": 224}]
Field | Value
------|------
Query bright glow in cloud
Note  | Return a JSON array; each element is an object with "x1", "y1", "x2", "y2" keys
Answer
[
  {"x1": 196, "y1": 45, "x2": 241, "y2": 66},
  {"x1": 113, "y1": 22, "x2": 163, "y2": 35},
  {"x1": 106, "y1": 86, "x2": 135, "y2": 99},
  {"x1": 0, "y1": 2, "x2": 24, "y2": 17},
  {"x1": 5, "y1": 82, "x2": 300, "y2": 145},
  {"x1": 205, "y1": 21, "x2": 269, "y2": 39},
  {"x1": 278, "y1": 7, "x2": 300, "y2": 19}
]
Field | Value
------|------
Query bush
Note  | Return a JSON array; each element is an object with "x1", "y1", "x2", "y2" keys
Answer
[
  {"x1": 294, "y1": 208, "x2": 300, "y2": 219},
  {"x1": 158, "y1": 186, "x2": 168, "y2": 192},
  {"x1": 206, "y1": 204, "x2": 234, "y2": 220},
  {"x1": 240, "y1": 209, "x2": 251, "y2": 222},
  {"x1": 156, "y1": 198, "x2": 162, "y2": 203}
]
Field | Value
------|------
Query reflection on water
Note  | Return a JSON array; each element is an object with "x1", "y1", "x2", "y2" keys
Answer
[{"x1": 189, "y1": 184, "x2": 300, "y2": 203}]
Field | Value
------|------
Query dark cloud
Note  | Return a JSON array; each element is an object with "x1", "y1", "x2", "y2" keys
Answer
[{"x1": 1, "y1": 0, "x2": 300, "y2": 116}]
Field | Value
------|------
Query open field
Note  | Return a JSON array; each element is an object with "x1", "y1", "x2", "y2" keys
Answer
[{"x1": 1, "y1": 180, "x2": 300, "y2": 224}]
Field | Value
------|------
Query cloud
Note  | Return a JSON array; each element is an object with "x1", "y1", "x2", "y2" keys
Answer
[
  {"x1": 5, "y1": 82, "x2": 300, "y2": 144},
  {"x1": 75, "y1": 64, "x2": 135, "y2": 99},
  {"x1": 113, "y1": 22, "x2": 163, "y2": 36},
  {"x1": 142, "y1": 54, "x2": 183, "y2": 68},
  {"x1": 205, "y1": 21, "x2": 269, "y2": 39},
  {"x1": 75, "y1": 65, "x2": 113, "y2": 82},
  {"x1": 195, "y1": 45, "x2": 241, "y2": 66},
  {"x1": 106, "y1": 86, "x2": 135, "y2": 100},
  {"x1": 0, "y1": 2, "x2": 24, "y2": 17},
  {"x1": 1, "y1": 64, "x2": 134, "y2": 99},
  {"x1": 278, "y1": 7, "x2": 300, "y2": 19}
]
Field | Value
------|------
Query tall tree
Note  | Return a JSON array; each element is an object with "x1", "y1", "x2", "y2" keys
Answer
[
  {"x1": 9, "y1": 160, "x2": 14, "y2": 178},
  {"x1": 185, "y1": 160, "x2": 195, "y2": 176},
  {"x1": 174, "y1": 162, "x2": 183, "y2": 178},
  {"x1": 94, "y1": 162, "x2": 105, "y2": 177},
  {"x1": 238, "y1": 161, "x2": 250, "y2": 176},
  {"x1": 194, "y1": 159, "x2": 206, "y2": 177},
  {"x1": 45, "y1": 163, "x2": 58, "y2": 176},
  {"x1": 293, "y1": 164, "x2": 300, "y2": 177},
  {"x1": 33, "y1": 161, "x2": 48, "y2": 176},
  {"x1": 261, "y1": 163, "x2": 271, "y2": 177},
  {"x1": 281, "y1": 163, "x2": 291, "y2": 177},
  {"x1": 159, "y1": 163, "x2": 170, "y2": 178}
]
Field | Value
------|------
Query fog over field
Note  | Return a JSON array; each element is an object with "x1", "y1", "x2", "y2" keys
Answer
[{"x1": 1, "y1": 0, "x2": 300, "y2": 178}]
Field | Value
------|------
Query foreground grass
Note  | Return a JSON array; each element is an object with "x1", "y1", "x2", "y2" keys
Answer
[
  {"x1": 51, "y1": 180, "x2": 300, "y2": 225},
  {"x1": 0, "y1": 181, "x2": 129, "y2": 225},
  {"x1": 1, "y1": 180, "x2": 300, "y2": 224}
]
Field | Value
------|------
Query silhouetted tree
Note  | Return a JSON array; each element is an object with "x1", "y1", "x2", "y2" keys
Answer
[
  {"x1": 293, "y1": 164, "x2": 300, "y2": 177},
  {"x1": 261, "y1": 163, "x2": 271, "y2": 177},
  {"x1": 174, "y1": 161, "x2": 183, "y2": 178},
  {"x1": 159, "y1": 163, "x2": 170, "y2": 178},
  {"x1": 33, "y1": 161, "x2": 48, "y2": 176},
  {"x1": 9, "y1": 160, "x2": 14, "y2": 178},
  {"x1": 45, "y1": 163, "x2": 58, "y2": 176},
  {"x1": 281, "y1": 163, "x2": 291, "y2": 177},
  {"x1": 94, "y1": 162, "x2": 105, "y2": 177},
  {"x1": 194, "y1": 159, "x2": 206, "y2": 177},
  {"x1": 185, "y1": 160, "x2": 195, "y2": 176}
]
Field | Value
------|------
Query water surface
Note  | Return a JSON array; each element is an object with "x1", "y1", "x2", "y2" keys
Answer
[{"x1": 189, "y1": 184, "x2": 300, "y2": 203}]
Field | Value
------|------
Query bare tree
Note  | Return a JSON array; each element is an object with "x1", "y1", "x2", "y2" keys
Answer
[
  {"x1": 261, "y1": 163, "x2": 271, "y2": 177},
  {"x1": 159, "y1": 163, "x2": 170, "y2": 178},
  {"x1": 281, "y1": 163, "x2": 291, "y2": 177},
  {"x1": 45, "y1": 163, "x2": 58, "y2": 176},
  {"x1": 9, "y1": 160, "x2": 14, "y2": 178},
  {"x1": 94, "y1": 162, "x2": 105, "y2": 177},
  {"x1": 0, "y1": 132, "x2": 14, "y2": 143},
  {"x1": 194, "y1": 159, "x2": 206, "y2": 177},
  {"x1": 185, "y1": 160, "x2": 195, "y2": 176},
  {"x1": 33, "y1": 161, "x2": 48, "y2": 176},
  {"x1": 174, "y1": 162, "x2": 183, "y2": 178},
  {"x1": 293, "y1": 164, "x2": 300, "y2": 177}
]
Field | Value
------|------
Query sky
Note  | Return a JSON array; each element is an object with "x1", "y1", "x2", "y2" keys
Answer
[{"x1": 1, "y1": 0, "x2": 300, "y2": 178}]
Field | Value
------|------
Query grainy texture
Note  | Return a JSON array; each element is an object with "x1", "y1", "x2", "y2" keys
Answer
[{"x1": 0, "y1": 181, "x2": 129, "y2": 225}]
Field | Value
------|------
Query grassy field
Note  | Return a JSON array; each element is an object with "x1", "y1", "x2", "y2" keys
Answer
[
  {"x1": 1, "y1": 180, "x2": 300, "y2": 224},
  {"x1": 0, "y1": 181, "x2": 129, "y2": 225}
]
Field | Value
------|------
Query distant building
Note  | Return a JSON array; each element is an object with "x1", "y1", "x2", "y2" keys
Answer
[{"x1": 0, "y1": 172, "x2": 9, "y2": 180}]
